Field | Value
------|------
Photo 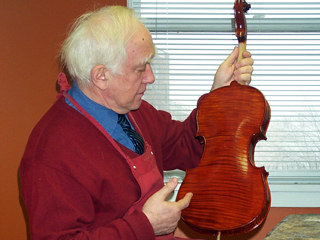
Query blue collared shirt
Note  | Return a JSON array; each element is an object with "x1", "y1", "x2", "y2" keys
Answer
[{"x1": 65, "y1": 81, "x2": 136, "y2": 152}]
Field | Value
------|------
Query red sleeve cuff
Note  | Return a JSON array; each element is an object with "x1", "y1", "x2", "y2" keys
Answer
[{"x1": 124, "y1": 209, "x2": 156, "y2": 240}]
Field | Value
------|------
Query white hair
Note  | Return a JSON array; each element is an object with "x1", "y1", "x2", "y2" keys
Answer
[{"x1": 60, "y1": 6, "x2": 142, "y2": 85}]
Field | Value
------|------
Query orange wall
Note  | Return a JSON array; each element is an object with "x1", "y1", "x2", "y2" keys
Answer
[
  {"x1": 0, "y1": 1, "x2": 125, "y2": 239},
  {"x1": 1, "y1": 1, "x2": 319, "y2": 240}
]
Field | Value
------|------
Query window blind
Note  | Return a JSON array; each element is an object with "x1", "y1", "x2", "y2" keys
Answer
[{"x1": 128, "y1": 0, "x2": 320, "y2": 171}]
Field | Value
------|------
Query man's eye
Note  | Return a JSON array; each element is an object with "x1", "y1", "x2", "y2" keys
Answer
[{"x1": 137, "y1": 68, "x2": 146, "y2": 72}]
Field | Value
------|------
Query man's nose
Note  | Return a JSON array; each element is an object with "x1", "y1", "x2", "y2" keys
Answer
[{"x1": 143, "y1": 63, "x2": 155, "y2": 84}]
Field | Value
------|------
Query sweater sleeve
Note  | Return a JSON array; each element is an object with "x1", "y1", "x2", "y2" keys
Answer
[
  {"x1": 20, "y1": 161, "x2": 155, "y2": 240},
  {"x1": 133, "y1": 94, "x2": 207, "y2": 172},
  {"x1": 162, "y1": 94, "x2": 208, "y2": 171}
]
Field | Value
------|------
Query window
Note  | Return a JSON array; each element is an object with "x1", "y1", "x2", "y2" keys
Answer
[{"x1": 128, "y1": 0, "x2": 320, "y2": 206}]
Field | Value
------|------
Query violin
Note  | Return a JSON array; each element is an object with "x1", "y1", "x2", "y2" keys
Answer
[{"x1": 176, "y1": 1, "x2": 271, "y2": 237}]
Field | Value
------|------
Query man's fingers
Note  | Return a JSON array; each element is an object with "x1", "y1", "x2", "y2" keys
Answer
[{"x1": 175, "y1": 192, "x2": 193, "y2": 210}]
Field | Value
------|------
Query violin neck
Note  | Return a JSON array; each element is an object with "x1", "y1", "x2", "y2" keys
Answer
[{"x1": 237, "y1": 41, "x2": 246, "y2": 62}]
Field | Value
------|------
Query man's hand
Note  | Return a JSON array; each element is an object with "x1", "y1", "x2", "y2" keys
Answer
[
  {"x1": 142, "y1": 177, "x2": 193, "y2": 236},
  {"x1": 211, "y1": 47, "x2": 254, "y2": 91}
]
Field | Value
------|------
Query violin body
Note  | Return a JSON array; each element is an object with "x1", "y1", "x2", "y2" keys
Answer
[{"x1": 176, "y1": 81, "x2": 271, "y2": 236}]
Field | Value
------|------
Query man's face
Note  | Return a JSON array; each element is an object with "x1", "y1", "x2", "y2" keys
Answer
[{"x1": 106, "y1": 25, "x2": 156, "y2": 114}]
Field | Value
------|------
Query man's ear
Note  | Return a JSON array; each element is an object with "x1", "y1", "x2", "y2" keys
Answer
[{"x1": 90, "y1": 65, "x2": 110, "y2": 90}]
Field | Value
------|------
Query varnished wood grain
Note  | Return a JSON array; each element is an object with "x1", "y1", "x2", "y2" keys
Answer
[{"x1": 177, "y1": 81, "x2": 271, "y2": 236}]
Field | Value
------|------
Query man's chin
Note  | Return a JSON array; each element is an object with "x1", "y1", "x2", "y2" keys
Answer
[{"x1": 130, "y1": 100, "x2": 142, "y2": 111}]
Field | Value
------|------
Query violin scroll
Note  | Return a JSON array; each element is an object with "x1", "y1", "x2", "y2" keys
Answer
[
  {"x1": 234, "y1": 0, "x2": 251, "y2": 61},
  {"x1": 234, "y1": 0, "x2": 251, "y2": 43}
]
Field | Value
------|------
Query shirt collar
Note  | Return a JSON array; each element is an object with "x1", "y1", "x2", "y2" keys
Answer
[{"x1": 66, "y1": 81, "x2": 118, "y2": 135}]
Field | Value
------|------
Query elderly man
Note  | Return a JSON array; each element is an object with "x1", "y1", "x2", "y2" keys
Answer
[{"x1": 19, "y1": 5, "x2": 253, "y2": 240}]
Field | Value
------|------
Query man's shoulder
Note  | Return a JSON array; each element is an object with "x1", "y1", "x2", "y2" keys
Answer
[{"x1": 29, "y1": 97, "x2": 94, "y2": 141}]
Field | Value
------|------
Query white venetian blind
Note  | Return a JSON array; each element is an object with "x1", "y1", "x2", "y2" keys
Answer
[{"x1": 128, "y1": 0, "x2": 320, "y2": 171}]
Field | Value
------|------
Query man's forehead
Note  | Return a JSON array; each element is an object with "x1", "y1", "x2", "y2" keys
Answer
[{"x1": 126, "y1": 30, "x2": 155, "y2": 64}]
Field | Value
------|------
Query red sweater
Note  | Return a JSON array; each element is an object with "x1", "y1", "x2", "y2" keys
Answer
[{"x1": 20, "y1": 97, "x2": 203, "y2": 240}]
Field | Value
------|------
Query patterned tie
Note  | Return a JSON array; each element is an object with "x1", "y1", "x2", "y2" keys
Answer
[{"x1": 117, "y1": 114, "x2": 144, "y2": 155}]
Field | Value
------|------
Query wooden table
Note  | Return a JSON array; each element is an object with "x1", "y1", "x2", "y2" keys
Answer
[{"x1": 264, "y1": 214, "x2": 320, "y2": 239}]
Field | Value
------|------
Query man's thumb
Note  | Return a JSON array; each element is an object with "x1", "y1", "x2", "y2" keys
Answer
[
  {"x1": 225, "y1": 46, "x2": 239, "y2": 65},
  {"x1": 158, "y1": 177, "x2": 179, "y2": 200}
]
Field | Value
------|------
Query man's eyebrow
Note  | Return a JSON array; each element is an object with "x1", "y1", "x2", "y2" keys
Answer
[{"x1": 140, "y1": 53, "x2": 154, "y2": 65}]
